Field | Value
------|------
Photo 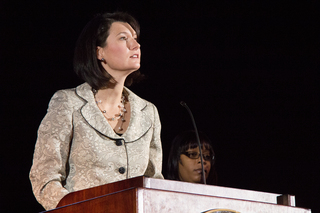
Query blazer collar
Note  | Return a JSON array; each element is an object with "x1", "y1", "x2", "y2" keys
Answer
[{"x1": 75, "y1": 83, "x2": 152, "y2": 142}]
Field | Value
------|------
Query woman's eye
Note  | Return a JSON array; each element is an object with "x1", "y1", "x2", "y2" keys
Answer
[
  {"x1": 189, "y1": 152, "x2": 198, "y2": 158},
  {"x1": 203, "y1": 155, "x2": 211, "y2": 160},
  {"x1": 120, "y1": 37, "x2": 127, "y2": 40}
]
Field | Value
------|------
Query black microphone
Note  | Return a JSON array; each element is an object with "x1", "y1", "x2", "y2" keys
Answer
[{"x1": 180, "y1": 101, "x2": 206, "y2": 184}]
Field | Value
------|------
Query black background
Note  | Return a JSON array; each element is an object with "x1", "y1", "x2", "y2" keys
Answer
[{"x1": 1, "y1": 1, "x2": 319, "y2": 212}]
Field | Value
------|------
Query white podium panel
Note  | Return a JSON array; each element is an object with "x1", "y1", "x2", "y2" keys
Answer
[{"x1": 139, "y1": 187, "x2": 311, "y2": 213}]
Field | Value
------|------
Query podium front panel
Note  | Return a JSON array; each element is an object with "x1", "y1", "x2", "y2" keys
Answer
[
  {"x1": 47, "y1": 177, "x2": 311, "y2": 213},
  {"x1": 140, "y1": 188, "x2": 311, "y2": 213},
  {"x1": 144, "y1": 178, "x2": 280, "y2": 204}
]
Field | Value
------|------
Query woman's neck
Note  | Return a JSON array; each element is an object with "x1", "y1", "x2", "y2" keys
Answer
[{"x1": 95, "y1": 81, "x2": 125, "y2": 105}]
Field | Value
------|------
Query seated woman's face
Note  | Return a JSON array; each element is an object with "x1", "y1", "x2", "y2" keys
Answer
[{"x1": 178, "y1": 147, "x2": 211, "y2": 183}]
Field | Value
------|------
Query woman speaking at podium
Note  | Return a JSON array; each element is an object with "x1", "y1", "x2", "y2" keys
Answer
[{"x1": 29, "y1": 12, "x2": 163, "y2": 210}]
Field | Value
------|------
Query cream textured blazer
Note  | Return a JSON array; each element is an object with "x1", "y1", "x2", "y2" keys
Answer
[{"x1": 29, "y1": 83, "x2": 163, "y2": 210}]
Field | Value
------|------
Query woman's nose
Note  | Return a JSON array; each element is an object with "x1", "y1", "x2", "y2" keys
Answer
[
  {"x1": 128, "y1": 38, "x2": 140, "y2": 50},
  {"x1": 197, "y1": 157, "x2": 207, "y2": 164}
]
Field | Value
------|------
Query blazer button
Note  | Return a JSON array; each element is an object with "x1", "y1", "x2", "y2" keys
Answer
[
  {"x1": 119, "y1": 167, "x2": 126, "y2": 174},
  {"x1": 115, "y1": 139, "x2": 123, "y2": 146}
]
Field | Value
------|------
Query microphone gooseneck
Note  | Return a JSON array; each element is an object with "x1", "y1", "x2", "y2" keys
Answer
[{"x1": 180, "y1": 101, "x2": 206, "y2": 184}]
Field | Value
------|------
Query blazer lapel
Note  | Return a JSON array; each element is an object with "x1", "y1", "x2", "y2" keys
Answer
[
  {"x1": 75, "y1": 83, "x2": 152, "y2": 141},
  {"x1": 123, "y1": 88, "x2": 152, "y2": 142},
  {"x1": 75, "y1": 83, "x2": 117, "y2": 138}
]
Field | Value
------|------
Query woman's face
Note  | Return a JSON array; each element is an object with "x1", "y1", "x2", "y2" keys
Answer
[
  {"x1": 97, "y1": 21, "x2": 141, "y2": 78},
  {"x1": 178, "y1": 147, "x2": 211, "y2": 183}
]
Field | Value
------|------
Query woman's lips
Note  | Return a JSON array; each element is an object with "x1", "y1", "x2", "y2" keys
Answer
[
  {"x1": 130, "y1": 54, "x2": 139, "y2": 58},
  {"x1": 195, "y1": 168, "x2": 207, "y2": 174}
]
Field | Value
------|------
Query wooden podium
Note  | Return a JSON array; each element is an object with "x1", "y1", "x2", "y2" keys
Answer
[{"x1": 43, "y1": 176, "x2": 311, "y2": 213}]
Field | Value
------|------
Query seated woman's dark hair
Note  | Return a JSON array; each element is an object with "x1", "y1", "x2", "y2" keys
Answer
[
  {"x1": 166, "y1": 130, "x2": 217, "y2": 185},
  {"x1": 74, "y1": 12, "x2": 143, "y2": 90}
]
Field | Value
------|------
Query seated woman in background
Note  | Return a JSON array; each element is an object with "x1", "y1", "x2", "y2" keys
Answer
[{"x1": 166, "y1": 130, "x2": 217, "y2": 185}]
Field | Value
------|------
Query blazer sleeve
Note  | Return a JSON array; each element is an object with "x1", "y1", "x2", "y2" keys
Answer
[
  {"x1": 29, "y1": 90, "x2": 74, "y2": 210},
  {"x1": 144, "y1": 104, "x2": 164, "y2": 179}
]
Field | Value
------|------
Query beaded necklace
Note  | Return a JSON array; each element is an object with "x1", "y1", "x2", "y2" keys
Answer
[{"x1": 93, "y1": 89, "x2": 127, "y2": 131}]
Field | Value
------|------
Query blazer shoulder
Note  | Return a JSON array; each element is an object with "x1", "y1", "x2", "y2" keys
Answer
[{"x1": 48, "y1": 87, "x2": 85, "y2": 111}]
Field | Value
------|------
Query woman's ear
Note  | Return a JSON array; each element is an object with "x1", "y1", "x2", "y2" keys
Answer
[
  {"x1": 96, "y1": 46, "x2": 102, "y2": 60},
  {"x1": 97, "y1": 46, "x2": 106, "y2": 63}
]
